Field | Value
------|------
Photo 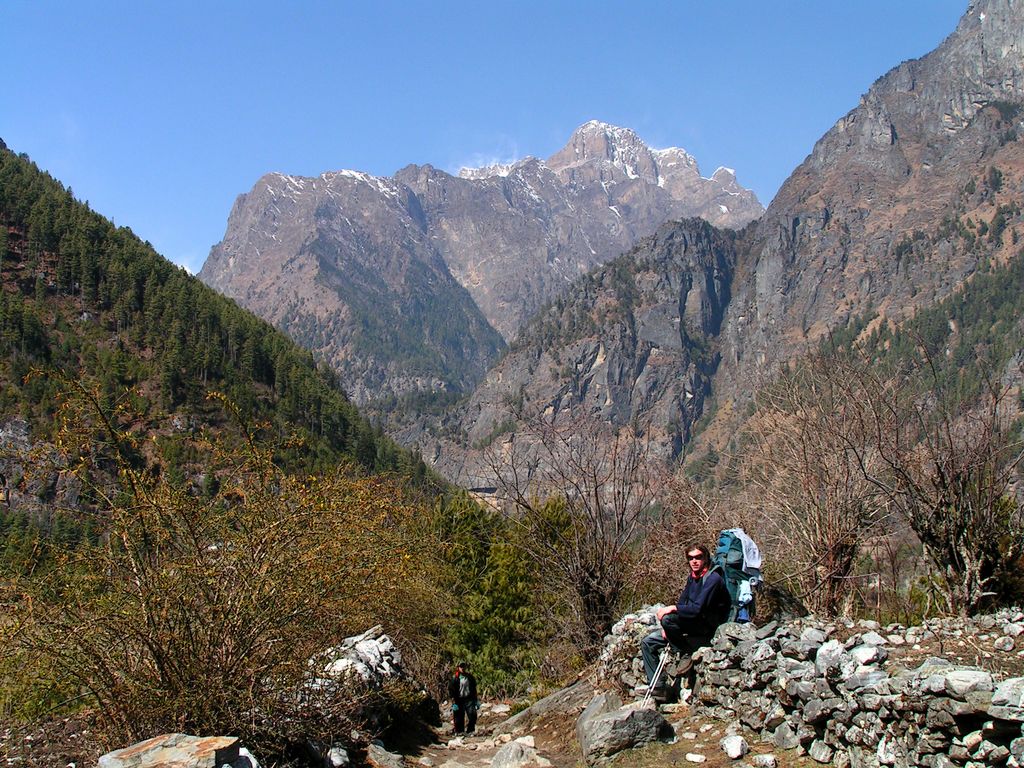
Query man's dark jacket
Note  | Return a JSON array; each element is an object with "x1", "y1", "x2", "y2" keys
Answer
[
  {"x1": 447, "y1": 670, "x2": 477, "y2": 703},
  {"x1": 673, "y1": 568, "x2": 730, "y2": 637}
]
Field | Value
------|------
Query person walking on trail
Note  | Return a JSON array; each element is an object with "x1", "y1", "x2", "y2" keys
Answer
[
  {"x1": 641, "y1": 543, "x2": 730, "y2": 699},
  {"x1": 447, "y1": 661, "x2": 478, "y2": 734}
]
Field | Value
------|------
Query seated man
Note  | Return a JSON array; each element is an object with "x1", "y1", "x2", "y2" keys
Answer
[{"x1": 641, "y1": 543, "x2": 731, "y2": 698}]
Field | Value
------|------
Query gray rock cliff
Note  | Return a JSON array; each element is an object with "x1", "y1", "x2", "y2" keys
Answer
[
  {"x1": 199, "y1": 122, "x2": 761, "y2": 405},
  {"x1": 401, "y1": 219, "x2": 736, "y2": 487},
  {"x1": 723, "y1": 0, "x2": 1024, "y2": 388},
  {"x1": 420, "y1": 0, "x2": 1024, "y2": 482}
]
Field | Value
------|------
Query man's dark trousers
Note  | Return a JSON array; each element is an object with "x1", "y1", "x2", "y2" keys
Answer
[
  {"x1": 453, "y1": 701, "x2": 476, "y2": 733},
  {"x1": 641, "y1": 612, "x2": 709, "y2": 684}
]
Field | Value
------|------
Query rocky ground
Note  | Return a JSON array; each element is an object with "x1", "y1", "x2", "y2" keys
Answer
[
  {"x1": 1, "y1": 713, "x2": 101, "y2": 768},
  {"x1": 2, "y1": 610, "x2": 1022, "y2": 768},
  {"x1": 405, "y1": 694, "x2": 822, "y2": 768}
]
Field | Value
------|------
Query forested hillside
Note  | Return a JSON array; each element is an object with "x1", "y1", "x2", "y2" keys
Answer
[
  {"x1": 0, "y1": 141, "x2": 550, "y2": 764},
  {"x1": 0, "y1": 140, "x2": 423, "y2": 478}
]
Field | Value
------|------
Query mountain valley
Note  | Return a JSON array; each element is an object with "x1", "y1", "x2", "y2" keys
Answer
[
  {"x1": 408, "y1": 0, "x2": 1024, "y2": 484},
  {"x1": 195, "y1": 1, "x2": 1024, "y2": 492}
]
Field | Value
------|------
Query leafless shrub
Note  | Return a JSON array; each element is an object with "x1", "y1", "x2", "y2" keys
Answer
[
  {"x1": 738, "y1": 345, "x2": 1024, "y2": 617},
  {"x1": 848, "y1": 355, "x2": 1024, "y2": 615},
  {"x1": 485, "y1": 410, "x2": 667, "y2": 656},
  {"x1": 8, "y1": 380, "x2": 444, "y2": 755},
  {"x1": 733, "y1": 352, "x2": 894, "y2": 617}
]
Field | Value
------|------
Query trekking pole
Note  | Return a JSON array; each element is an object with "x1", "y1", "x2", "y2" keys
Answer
[{"x1": 641, "y1": 648, "x2": 670, "y2": 708}]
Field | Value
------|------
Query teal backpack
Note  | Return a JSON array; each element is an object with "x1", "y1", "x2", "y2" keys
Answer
[{"x1": 710, "y1": 528, "x2": 762, "y2": 623}]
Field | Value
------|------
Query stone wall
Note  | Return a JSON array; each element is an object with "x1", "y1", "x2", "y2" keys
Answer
[{"x1": 599, "y1": 607, "x2": 1024, "y2": 767}]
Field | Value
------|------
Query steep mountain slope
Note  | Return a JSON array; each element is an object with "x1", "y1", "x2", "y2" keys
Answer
[
  {"x1": 723, "y1": 0, "x2": 1024, "y2": 384},
  {"x1": 200, "y1": 170, "x2": 505, "y2": 406},
  {"x1": 399, "y1": 218, "x2": 739, "y2": 487},
  {"x1": 416, "y1": 0, "x2": 1024, "y2": 483},
  {"x1": 0, "y1": 141, "x2": 425, "y2": 525},
  {"x1": 199, "y1": 122, "x2": 761, "y2": 405}
]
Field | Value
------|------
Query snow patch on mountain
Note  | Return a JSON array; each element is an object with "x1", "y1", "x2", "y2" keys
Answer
[{"x1": 458, "y1": 162, "x2": 520, "y2": 180}]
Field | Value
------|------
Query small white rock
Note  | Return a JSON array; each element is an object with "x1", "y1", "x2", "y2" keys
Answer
[
  {"x1": 994, "y1": 636, "x2": 1015, "y2": 652},
  {"x1": 720, "y1": 735, "x2": 749, "y2": 759},
  {"x1": 685, "y1": 754, "x2": 707, "y2": 764}
]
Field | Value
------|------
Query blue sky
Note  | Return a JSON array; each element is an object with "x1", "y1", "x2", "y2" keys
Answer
[{"x1": 4, "y1": 1, "x2": 966, "y2": 275}]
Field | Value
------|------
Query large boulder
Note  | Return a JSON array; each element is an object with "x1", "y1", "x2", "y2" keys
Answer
[
  {"x1": 366, "y1": 742, "x2": 405, "y2": 768},
  {"x1": 575, "y1": 693, "x2": 669, "y2": 764},
  {"x1": 98, "y1": 734, "x2": 258, "y2": 768},
  {"x1": 491, "y1": 737, "x2": 554, "y2": 768},
  {"x1": 494, "y1": 679, "x2": 595, "y2": 737}
]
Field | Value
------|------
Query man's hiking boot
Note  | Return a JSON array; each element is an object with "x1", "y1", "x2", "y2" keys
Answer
[
  {"x1": 673, "y1": 655, "x2": 693, "y2": 676},
  {"x1": 651, "y1": 684, "x2": 673, "y2": 704}
]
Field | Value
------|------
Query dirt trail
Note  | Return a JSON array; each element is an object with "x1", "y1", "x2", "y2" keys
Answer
[
  {"x1": 394, "y1": 694, "x2": 815, "y2": 768},
  {"x1": 397, "y1": 699, "x2": 760, "y2": 768}
]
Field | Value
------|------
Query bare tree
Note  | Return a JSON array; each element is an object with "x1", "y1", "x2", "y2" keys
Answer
[
  {"x1": 761, "y1": 346, "x2": 1024, "y2": 616},
  {"x1": 847, "y1": 356, "x2": 1024, "y2": 615},
  {"x1": 485, "y1": 411, "x2": 665, "y2": 654},
  {"x1": 735, "y1": 352, "x2": 893, "y2": 617}
]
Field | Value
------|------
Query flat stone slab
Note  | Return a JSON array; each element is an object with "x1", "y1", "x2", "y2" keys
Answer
[
  {"x1": 494, "y1": 680, "x2": 595, "y2": 736},
  {"x1": 990, "y1": 676, "x2": 1024, "y2": 721},
  {"x1": 576, "y1": 700, "x2": 668, "y2": 764},
  {"x1": 920, "y1": 668, "x2": 994, "y2": 699},
  {"x1": 99, "y1": 734, "x2": 240, "y2": 768}
]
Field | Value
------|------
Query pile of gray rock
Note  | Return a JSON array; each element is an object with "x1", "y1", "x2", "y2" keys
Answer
[
  {"x1": 311, "y1": 626, "x2": 415, "y2": 766},
  {"x1": 698, "y1": 614, "x2": 1023, "y2": 766},
  {"x1": 597, "y1": 605, "x2": 669, "y2": 695},
  {"x1": 598, "y1": 607, "x2": 1024, "y2": 766},
  {"x1": 314, "y1": 624, "x2": 406, "y2": 689}
]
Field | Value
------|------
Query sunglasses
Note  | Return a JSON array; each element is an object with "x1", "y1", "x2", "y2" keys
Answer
[{"x1": 687, "y1": 554, "x2": 705, "y2": 561}]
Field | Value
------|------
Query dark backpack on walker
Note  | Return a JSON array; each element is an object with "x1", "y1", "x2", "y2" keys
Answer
[{"x1": 710, "y1": 528, "x2": 762, "y2": 623}]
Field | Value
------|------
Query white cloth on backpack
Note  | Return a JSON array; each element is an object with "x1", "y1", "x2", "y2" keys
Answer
[
  {"x1": 726, "y1": 528, "x2": 762, "y2": 571},
  {"x1": 737, "y1": 579, "x2": 753, "y2": 606}
]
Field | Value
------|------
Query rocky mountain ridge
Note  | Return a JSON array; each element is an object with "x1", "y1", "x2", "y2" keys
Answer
[
  {"x1": 203, "y1": 0, "x2": 1024, "y2": 483},
  {"x1": 396, "y1": 218, "x2": 739, "y2": 486},
  {"x1": 199, "y1": 122, "x2": 762, "y2": 405},
  {"x1": 724, "y1": 0, "x2": 1024, "y2": 383},
  {"x1": 413, "y1": 0, "x2": 1024, "y2": 483}
]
